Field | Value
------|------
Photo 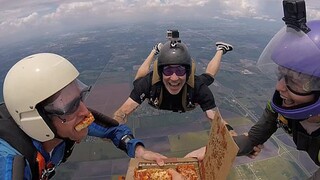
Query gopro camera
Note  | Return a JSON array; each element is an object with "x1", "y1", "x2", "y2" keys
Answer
[
  {"x1": 167, "y1": 30, "x2": 179, "y2": 39},
  {"x1": 167, "y1": 30, "x2": 181, "y2": 47},
  {"x1": 282, "y1": 0, "x2": 310, "y2": 33}
]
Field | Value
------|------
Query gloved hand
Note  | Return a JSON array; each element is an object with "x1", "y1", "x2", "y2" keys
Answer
[
  {"x1": 153, "y1": 42, "x2": 163, "y2": 55},
  {"x1": 216, "y1": 42, "x2": 233, "y2": 54},
  {"x1": 88, "y1": 108, "x2": 119, "y2": 127}
]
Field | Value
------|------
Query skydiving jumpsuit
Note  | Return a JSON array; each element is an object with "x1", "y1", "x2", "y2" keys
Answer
[{"x1": 0, "y1": 103, "x2": 143, "y2": 179}]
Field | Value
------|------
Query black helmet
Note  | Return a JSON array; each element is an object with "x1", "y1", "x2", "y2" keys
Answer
[{"x1": 157, "y1": 41, "x2": 192, "y2": 76}]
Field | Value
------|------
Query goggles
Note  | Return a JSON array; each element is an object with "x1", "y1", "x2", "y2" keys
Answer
[
  {"x1": 276, "y1": 66, "x2": 315, "y2": 96},
  {"x1": 43, "y1": 79, "x2": 91, "y2": 123},
  {"x1": 162, "y1": 65, "x2": 186, "y2": 76}
]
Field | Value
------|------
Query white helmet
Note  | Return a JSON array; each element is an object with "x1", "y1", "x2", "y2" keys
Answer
[{"x1": 3, "y1": 53, "x2": 79, "y2": 142}]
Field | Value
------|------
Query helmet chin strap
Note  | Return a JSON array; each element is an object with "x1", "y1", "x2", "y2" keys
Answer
[{"x1": 36, "y1": 104, "x2": 64, "y2": 140}]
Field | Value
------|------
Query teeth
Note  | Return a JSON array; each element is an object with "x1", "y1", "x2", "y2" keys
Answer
[
  {"x1": 280, "y1": 94, "x2": 294, "y2": 106},
  {"x1": 169, "y1": 82, "x2": 179, "y2": 86},
  {"x1": 283, "y1": 99, "x2": 294, "y2": 105},
  {"x1": 280, "y1": 95, "x2": 287, "y2": 100}
]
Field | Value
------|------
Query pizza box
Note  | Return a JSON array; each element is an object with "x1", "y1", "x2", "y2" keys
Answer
[{"x1": 125, "y1": 109, "x2": 239, "y2": 180}]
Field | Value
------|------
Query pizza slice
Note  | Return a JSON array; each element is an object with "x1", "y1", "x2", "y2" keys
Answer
[
  {"x1": 75, "y1": 112, "x2": 95, "y2": 132},
  {"x1": 134, "y1": 168, "x2": 171, "y2": 180},
  {"x1": 134, "y1": 163, "x2": 199, "y2": 180},
  {"x1": 176, "y1": 164, "x2": 198, "y2": 180}
]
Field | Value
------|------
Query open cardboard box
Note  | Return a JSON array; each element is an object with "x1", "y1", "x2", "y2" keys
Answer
[{"x1": 125, "y1": 109, "x2": 239, "y2": 180}]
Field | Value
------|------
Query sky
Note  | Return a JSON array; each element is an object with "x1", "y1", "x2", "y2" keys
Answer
[{"x1": 1, "y1": 0, "x2": 320, "y2": 45}]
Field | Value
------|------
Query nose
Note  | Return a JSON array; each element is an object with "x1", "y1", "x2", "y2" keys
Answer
[
  {"x1": 276, "y1": 78, "x2": 288, "y2": 92},
  {"x1": 78, "y1": 101, "x2": 90, "y2": 116},
  {"x1": 170, "y1": 73, "x2": 179, "y2": 80}
]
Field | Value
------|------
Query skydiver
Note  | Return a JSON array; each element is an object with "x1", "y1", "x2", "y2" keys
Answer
[
  {"x1": 0, "y1": 53, "x2": 167, "y2": 179},
  {"x1": 184, "y1": 8, "x2": 320, "y2": 180},
  {"x1": 113, "y1": 30, "x2": 234, "y2": 133}
]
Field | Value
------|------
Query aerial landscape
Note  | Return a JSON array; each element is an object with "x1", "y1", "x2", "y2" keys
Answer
[{"x1": 1, "y1": 0, "x2": 320, "y2": 179}]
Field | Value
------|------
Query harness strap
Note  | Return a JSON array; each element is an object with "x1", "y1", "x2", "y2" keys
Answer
[
  {"x1": 0, "y1": 103, "x2": 39, "y2": 178},
  {"x1": 186, "y1": 60, "x2": 196, "y2": 88},
  {"x1": 148, "y1": 82, "x2": 162, "y2": 109},
  {"x1": 182, "y1": 85, "x2": 196, "y2": 112},
  {"x1": 0, "y1": 103, "x2": 75, "y2": 179},
  {"x1": 36, "y1": 152, "x2": 47, "y2": 180},
  {"x1": 181, "y1": 85, "x2": 188, "y2": 112},
  {"x1": 12, "y1": 155, "x2": 25, "y2": 180},
  {"x1": 152, "y1": 60, "x2": 161, "y2": 85}
]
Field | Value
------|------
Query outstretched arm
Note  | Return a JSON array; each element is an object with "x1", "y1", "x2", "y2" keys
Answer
[
  {"x1": 234, "y1": 103, "x2": 278, "y2": 156},
  {"x1": 113, "y1": 97, "x2": 140, "y2": 124},
  {"x1": 135, "y1": 43, "x2": 162, "y2": 80},
  {"x1": 134, "y1": 50, "x2": 156, "y2": 80},
  {"x1": 205, "y1": 42, "x2": 233, "y2": 77},
  {"x1": 205, "y1": 50, "x2": 223, "y2": 77}
]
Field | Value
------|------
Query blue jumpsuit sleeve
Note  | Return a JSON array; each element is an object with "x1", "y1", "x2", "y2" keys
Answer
[
  {"x1": 88, "y1": 123, "x2": 144, "y2": 158},
  {"x1": 0, "y1": 139, "x2": 32, "y2": 180}
]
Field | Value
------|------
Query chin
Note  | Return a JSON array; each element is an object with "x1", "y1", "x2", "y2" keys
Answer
[
  {"x1": 168, "y1": 89, "x2": 181, "y2": 95},
  {"x1": 74, "y1": 129, "x2": 88, "y2": 140}
]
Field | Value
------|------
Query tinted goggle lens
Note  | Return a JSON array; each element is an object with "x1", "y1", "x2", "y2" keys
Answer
[
  {"x1": 162, "y1": 66, "x2": 186, "y2": 76},
  {"x1": 44, "y1": 82, "x2": 91, "y2": 120},
  {"x1": 276, "y1": 68, "x2": 313, "y2": 96}
]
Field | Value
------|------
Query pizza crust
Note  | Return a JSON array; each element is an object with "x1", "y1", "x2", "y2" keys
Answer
[{"x1": 75, "y1": 112, "x2": 95, "y2": 132}]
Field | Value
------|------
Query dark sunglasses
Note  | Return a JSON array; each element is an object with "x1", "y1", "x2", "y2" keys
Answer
[{"x1": 162, "y1": 65, "x2": 186, "y2": 76}]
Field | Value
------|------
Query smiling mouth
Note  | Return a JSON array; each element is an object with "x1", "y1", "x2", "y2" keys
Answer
[
  {"x1": 280, "y1": 95, "x2": 294, "y2": 106},
  {"x1": 168, "y1": 82, "x2": 180, "y2": 87}
]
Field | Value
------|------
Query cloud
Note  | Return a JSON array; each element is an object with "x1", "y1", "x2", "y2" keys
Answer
[
  {"x1": 307, "y1": 7, "x2": 320, "y2": 20},
  {"x1": 0, "y1": 0, "x2": 320, "y2": 44}
]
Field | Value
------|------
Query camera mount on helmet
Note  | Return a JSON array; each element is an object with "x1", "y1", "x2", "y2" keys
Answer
[
  {"x1": 282, "y1": 0, "x2": 310, "y2": 33},
  {"x1": 167, "y1": 30, "x2": 181, "y2": 48},
  {"x1": 157, "y1": 29, "x2": 192, "y2": 77}
]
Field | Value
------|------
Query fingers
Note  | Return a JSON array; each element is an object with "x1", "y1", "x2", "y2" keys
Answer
[
  {"x1": 154, "y1": 153, "x2": 167, "y2": 166},
  {"x1": 229, "y1": 130, "x2": 237, "y2": 136},
  {"x1": 184, "y1": 147, "x2": 206, "y2": 161},
  {"x1": 248, "y1": 144, "x2": 264, "y2": 159},
  {"x1": 184, "y1": 152, "x2": 194, "y2": 158},
  {"x1": 257, "y1": 144, "x2": 264, "y2": 149},
  {"x1": 168, "y1": 169, "x2": 185, "y2": 180},
  {"x1": 184, "y1": 152, "x2": 203, "y2": 160},
  {"x1": 156, "y1": 159, "x2": 165, "y2": 166},
  {"x1": 140, "y1": 150, "x2": 167, "y2": 166},
  {"x1": 248, "y1": 154, "x2": 256, "y2": 159}
]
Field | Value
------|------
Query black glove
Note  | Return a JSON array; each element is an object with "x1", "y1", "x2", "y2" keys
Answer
[{"x1": 89, "y1": 108, "x2": 119, "y2": 127}]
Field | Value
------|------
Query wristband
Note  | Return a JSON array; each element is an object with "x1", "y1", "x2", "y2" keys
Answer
[
  {"x1": 119, "y1": 134, "x2": 134, "y2": 152},
  {"x1": 225, "y1": 124, "x2": 234, "y2": 131}
]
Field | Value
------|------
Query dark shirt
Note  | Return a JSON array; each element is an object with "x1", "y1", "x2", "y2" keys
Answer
[
  {"x1": 129, "y1": 72, "x2": 216, "y2": 112},
  {"x1": 236, "y1": 100, "x2": 320, "y2": 166}
]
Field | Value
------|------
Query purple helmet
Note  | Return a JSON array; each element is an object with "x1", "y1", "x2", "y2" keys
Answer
[{"x1": 257, "y1": 20, "x2": 320, "y2": 120}]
